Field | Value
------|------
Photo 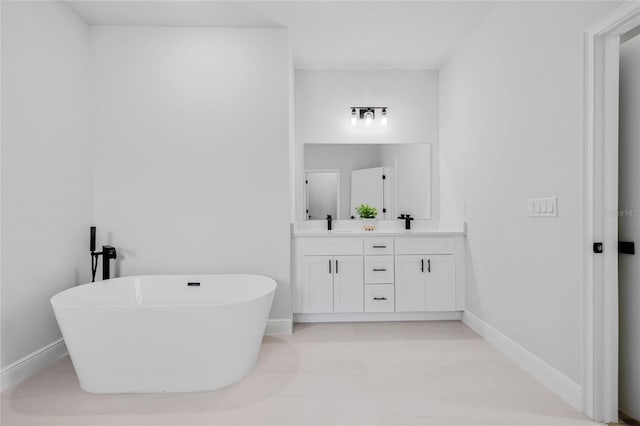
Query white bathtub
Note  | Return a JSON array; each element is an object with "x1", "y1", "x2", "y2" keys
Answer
[{"x1": 51, "y1": 274, "x2": 276, "y2": 394}]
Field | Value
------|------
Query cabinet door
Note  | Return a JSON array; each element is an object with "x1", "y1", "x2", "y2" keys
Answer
[
  {"x1": 395, "y1": 255, "x2": 426, "y2": 312},
  {"x1": 302, "y1": 256, "x2": 334, "y2": 313},
  {"x1": 425, "y1": 255, "x2": 456, "y2": 311},
  {"x1": 333, "y1": 256, "x2": 364, "y2": 313}
]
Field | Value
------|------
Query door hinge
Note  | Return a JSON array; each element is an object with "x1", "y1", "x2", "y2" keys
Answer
[
  {"x1": 619, "y1": 241, "x2": 635, "y2": 255},
  {"x1": 593, "y1": 242, "x2": 603, "y2": 254}
]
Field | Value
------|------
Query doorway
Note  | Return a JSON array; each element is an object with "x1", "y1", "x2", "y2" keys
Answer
[
  {"x1": 583, "y1": 2, "x2": 640, "y2": 422},
  {"x1": 618, "y1": 28, "x2": 640, "y2": 425}
]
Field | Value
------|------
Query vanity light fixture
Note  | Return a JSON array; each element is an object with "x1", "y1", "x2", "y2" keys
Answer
[
  {"x1": 349, "y1": 107, "x2": 388, "y2": 126},
  {"x1": 364, "y1": 110, "x2": 374, "y2": 126},
  {"x1": 380, "y1": 108, "x2": 388, "y2": 126}
]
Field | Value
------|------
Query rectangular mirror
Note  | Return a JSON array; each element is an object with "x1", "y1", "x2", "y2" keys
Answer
[{"x1": 303, "y1": 143, "x2": 431, "y2": 220}]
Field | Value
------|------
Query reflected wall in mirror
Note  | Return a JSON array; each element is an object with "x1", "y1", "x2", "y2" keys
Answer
[
  {"x1": 305, "y1": 170, "x2": 340, "y2": 220},
  {"x1": 303, "y1": 143, "x2": 431, "y2": 220}
]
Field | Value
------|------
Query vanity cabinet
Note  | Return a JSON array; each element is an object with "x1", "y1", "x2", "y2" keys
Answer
[
  {"x1": 299, "y1": 238, "x2": 364, "y2": 314},
  {"x1": 293, "y1": 232, "x2": 464, "y2": 320},
  {"x1": 395, "y1": 255, "x2": 455, "y2": 312},
  {"x1": 395, "y1": 236, "x2": 456, "y2": 312},
  {"x1": 333, "y1": 256, "x2": 364, "y2": 313},
  {"x1": 301, "y1": 255, "x2": 364, "y2": 313},
  {"x1": 301, "y1": 256, "x2": 334, "y2": 313}
]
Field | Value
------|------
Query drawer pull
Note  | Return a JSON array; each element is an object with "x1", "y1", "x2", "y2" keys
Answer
[
  {"x1": 373, "y1": 297, "x2": 388, "y2": 301},
  {"x1": 372, "y1": 268, "x2": 387, "y2": 272},
  {"x1": 372, "y1": 245, "x2": 387, "y2": 248}
]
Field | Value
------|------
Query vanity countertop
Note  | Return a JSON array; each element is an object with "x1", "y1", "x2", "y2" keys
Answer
[{"x1": 292, "y1": 221, "x2": 466, "y2": 237}]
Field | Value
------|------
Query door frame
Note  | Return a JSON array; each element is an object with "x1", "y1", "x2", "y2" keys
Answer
[{"x1": 582, "y1": 1, "x2": 640, "y2": 421}]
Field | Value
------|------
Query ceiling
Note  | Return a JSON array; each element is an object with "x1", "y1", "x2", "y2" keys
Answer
[{"x1": 66, "y1": 1, "x2": 496, "y2": 69}]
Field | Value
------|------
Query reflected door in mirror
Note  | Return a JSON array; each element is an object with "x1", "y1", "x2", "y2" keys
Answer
[{"x1": 305, "y1": 171, "x2": 339, "y2": 220}]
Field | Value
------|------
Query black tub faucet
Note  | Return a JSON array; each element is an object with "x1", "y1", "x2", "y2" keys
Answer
[
  {"x1": 90, "y1": 226, "x2": 117, "y2": 282},
  {"x1": 326, "y1": 214, "x2": 333, "y2": 231},
  {"x1": 398, "y1": 214, "x2": 414, "y2": 230},
  {"x1": 101, "y1": 245, "x2": 117, "y2": 280}
]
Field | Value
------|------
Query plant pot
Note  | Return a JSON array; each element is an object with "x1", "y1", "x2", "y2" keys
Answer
[{"x1": 361, "y1": 218, "x2": 377, "y2": 231}]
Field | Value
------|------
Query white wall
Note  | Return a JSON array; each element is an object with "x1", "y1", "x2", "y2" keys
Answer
[
  {"x1": 1, "y1": 2, "x2": 91, "y2": 368},
  {"x1": 618, "y1": 33, "x2": 640, "y2": 422},
  {"x1": 90, "y1": 26, "x2": 292, "y2": 320},
  {"x1": 295, "y1": 70, "x2": 439, "y2": 221},
  {"x1": 439, "y1": 2, "x2": 620, "y2": 385}
]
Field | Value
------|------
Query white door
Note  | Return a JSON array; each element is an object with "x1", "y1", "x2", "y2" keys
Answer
[
  {"x1": 618, "y1": 33, "x2": 640, "y2": 422},
  {"x1": 395, "y1": 255, "x2": 426, "y2": 312},
  {"x1": 351, "y1": 167, "x2": 384, "y2": 218},
  {"x1": 425, "y1": 255, "x2": 456, "y2": 311},
  {"x1": 333, "y1": 256, "x2": 364, "y2": 313},
  {"x1": 302, "y1": 256, "x2": 334, "y2": 313}
]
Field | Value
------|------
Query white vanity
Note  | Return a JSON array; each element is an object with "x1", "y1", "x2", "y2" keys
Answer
[{"x1": 292, "y1": 222, "x2": 466, "y2": 322}]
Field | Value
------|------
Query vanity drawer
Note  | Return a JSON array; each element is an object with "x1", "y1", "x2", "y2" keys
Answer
[
  {"x1": 395, "y1": 237, "x2": 455, "y2": 255},
  {"x1": 364, "y1": 256, "x2": 394, "y2": 284},
  {"x1": 364, "y1": 237, "x2": 394, "y2": 255},
  {"x1": 365, "y1": 284, "x2": 395, "y2": 312},
  {"x1": 301, "y1": 237, "x2": 363, "y2": 255}
]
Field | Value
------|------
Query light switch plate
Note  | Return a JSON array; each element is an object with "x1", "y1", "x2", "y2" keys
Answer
[{"x1": 529, "y1": 197, "x2": 558, "y2": 217}]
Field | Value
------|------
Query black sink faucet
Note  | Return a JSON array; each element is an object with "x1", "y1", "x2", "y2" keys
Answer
[
  {"x1": 326, "y1": 214, "x2": 333, "y2": 231},
  {"x1": 398, "y1": 214, "x2": 414, "y2": 230}
]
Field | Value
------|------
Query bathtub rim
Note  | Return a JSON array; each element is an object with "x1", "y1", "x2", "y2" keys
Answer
[{"x1": 50, "y1": 273, "x2": 277, "y2": 309}]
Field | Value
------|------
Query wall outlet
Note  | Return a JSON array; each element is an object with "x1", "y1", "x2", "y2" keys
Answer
[{"x1": 529, "y1": 197, "x2": 558, "y2": 217}]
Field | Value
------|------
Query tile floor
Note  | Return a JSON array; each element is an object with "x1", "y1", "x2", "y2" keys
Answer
[{"x1": 1, "y1": 321, "x2": 603, "y2": 426}]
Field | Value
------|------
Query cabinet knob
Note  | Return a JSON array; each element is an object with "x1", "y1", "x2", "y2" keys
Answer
[{"x1": 373, "y1": 297, "x2": 387, "y2": 301}]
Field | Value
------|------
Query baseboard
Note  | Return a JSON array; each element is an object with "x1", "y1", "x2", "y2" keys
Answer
[
  {"x1": 265, "y1": 318, "x2": 293, "y2": 335},
  {"x1": 462, "y1": 311, "x2": 582, "y2": 411},
  {"x1": 619, "y1": 409, "x2": 640, "y2": 426},
  {"x1": 294, "y1": 311, "x2": 462, "y2": 323},
  {"x1": 0, "y1": 338, "x2": 68, "y2": 392}
]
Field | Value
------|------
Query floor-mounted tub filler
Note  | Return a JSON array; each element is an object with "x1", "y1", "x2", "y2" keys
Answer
[{"x1": 51, "y1": 274, "x2": 276, "y2": 394}]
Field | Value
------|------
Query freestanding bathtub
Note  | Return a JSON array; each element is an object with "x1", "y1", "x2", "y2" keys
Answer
[{"x1": 51, "y1": 274, "x2": 276, "y2": 394}]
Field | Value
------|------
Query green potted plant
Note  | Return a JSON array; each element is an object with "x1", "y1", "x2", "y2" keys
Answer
[{"x1": 355, "y1": 203, "x2": 379, "y2": 231}]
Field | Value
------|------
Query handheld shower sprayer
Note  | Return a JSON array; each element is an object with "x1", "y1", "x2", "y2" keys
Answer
[{"x1": 90, "y1": 226, "x2": 96, "y2": 252}]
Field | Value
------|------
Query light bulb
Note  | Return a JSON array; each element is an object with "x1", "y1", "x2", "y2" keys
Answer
[
  {"x1": 350, "y1": 108, "x2": 357, "y2": 126},
  {"x1": 380, "y1": 108, "x2": 388, "y2": 126},
  {"x1": 365, "y1": 111, "x2": 373, "y2": 126}
]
